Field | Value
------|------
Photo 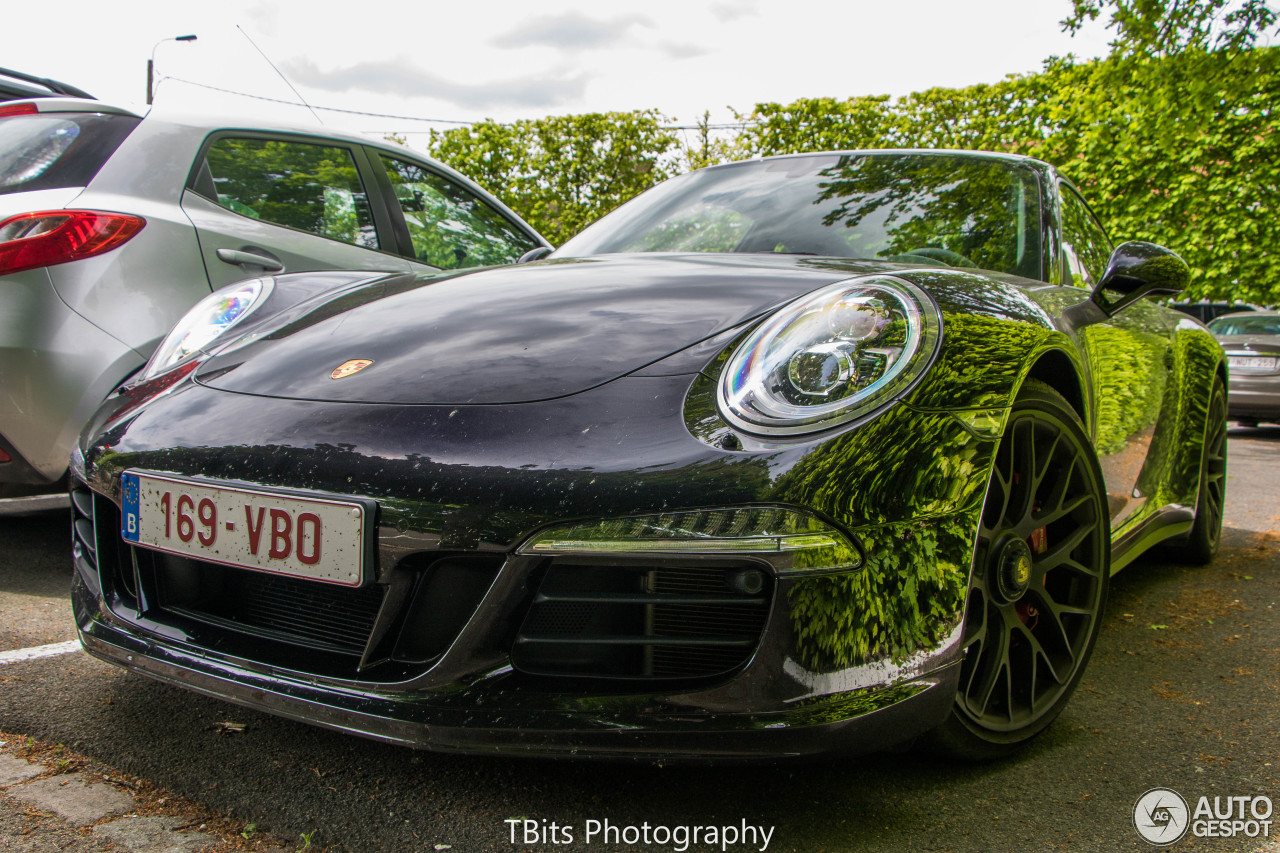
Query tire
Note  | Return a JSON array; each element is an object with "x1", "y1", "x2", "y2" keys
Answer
[
  {"x1": 925, "y1": 380, "x2": 1110, "y2": 761},
  {"x1": 1179, "y1": 377, "x2": 1227, "y2": 565}
]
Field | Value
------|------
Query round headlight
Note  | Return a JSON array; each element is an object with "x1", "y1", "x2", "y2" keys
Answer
[
  {"x1": 717, "y1": 275, "x2": 941, "y2": 435},
  {"x1": 140, "y1": 278, "x2": 272, "y2": 380}
]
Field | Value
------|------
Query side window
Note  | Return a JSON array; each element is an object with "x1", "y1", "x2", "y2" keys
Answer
[
  {"x1": 1059, "y1": 185, "x2": 1112, "y2": 288},
  {"x1": 378, "y1": 154, "x2": 537, "y2": 269},
  {"x1": 201, "y1": 138, "x2": 379, "y2": 250}
]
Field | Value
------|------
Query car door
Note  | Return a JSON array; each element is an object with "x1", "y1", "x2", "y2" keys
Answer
[
  {"x1": 1061, "y1": 184, "x2": 1176, "y2": 530},
  {"x1": 182, "y1": 133, "x2": 410, "y2": 289}
]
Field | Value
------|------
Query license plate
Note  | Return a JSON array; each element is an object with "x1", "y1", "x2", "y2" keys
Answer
[
  {"x1": 1228, "y1": 355, "x2": 1277, "y2": 372},
  {"x1": 120, "y1": 471, "x2": 370, "y2": 587}
]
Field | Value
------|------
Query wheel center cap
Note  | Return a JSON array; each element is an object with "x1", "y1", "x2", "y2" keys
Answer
[{"x1": 993, "y1": 536, "x2": 1034, "y2": 602}]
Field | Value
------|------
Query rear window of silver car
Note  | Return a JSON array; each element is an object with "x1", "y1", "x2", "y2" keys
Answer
[
  {"x1": 0, "y1": 112, "x2": 140, "y2": 196},
  {"x1": 1209, "y1": 315, "x2": 1280, "y2": 336}
]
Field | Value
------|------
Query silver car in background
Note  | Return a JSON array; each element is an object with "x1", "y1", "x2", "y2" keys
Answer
[
  {"x1": 0, "y1": 98, "x2": 548, "y2": 495},
  {"x1": 1208, "y1": 311, "x2": 1280, "y2": 427}
]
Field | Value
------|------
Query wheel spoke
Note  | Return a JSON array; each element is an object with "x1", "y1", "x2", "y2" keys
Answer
[
  {"x1": 1031, "y1": 590, "x2": 1087, "y2": 662},
  {"x1": 1016, "y1": 621, "x2": 1065, "y2": 705},
  {"x1": 1032, "y1": 451, "x2": 1076, "y2": 520},
  {"x1": 1034, "y1": 520, "x2": 1096, "y2": 576},
  {"x1": 1033, "y1": 491, "x2": 1089, "y2": 530},
  {"x1": 960, "y1": 587, "x2": 988, "y2": 650},
  {"x1": 1041, "y1": 596, "x2": 1094, "y2": 618},
  {"x1": 982, "y1": 468, "x2": 1012, "y2": 539},
  {"x1": 1030, "y1": 430, "x2": 1063, "y2": 496},
  {"x1": 1008, "y1": 421, "x2": 1036, "y2": 526},
  {"x1": 963, "y1": 606, "x2": 1012, "y2": 718},
  {"x1": 997, "y1": 427, "x2": 1022, "y2": 527}
]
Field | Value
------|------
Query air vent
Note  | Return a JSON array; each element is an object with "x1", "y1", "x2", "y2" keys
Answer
[
  {"x1": 513, "y1": 560, "x2": 772, "y2": 682},
  {"x1": 69, "y1": 484, "x2": 97, "y2": 574},
  {"x1": 158, "y1": 560, "x2": 386, "y2": 656}
]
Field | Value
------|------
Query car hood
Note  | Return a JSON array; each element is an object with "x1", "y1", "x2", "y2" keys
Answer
[{"x1": 196, "y1": 254, "x2": 897, "y2": 405}]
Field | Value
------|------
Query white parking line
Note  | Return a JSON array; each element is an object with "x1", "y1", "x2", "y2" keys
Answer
[
  {"x1": 0, "y1": 493, "x2": 69, "y2": 514},
  {"x1": 0, "y1": 640, "x2": 82, "y2": 665}
]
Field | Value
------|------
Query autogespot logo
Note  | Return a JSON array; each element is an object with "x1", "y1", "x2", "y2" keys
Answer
[{"x1": 1135, "y1": 788, "x2": 1191, "y2": 846}]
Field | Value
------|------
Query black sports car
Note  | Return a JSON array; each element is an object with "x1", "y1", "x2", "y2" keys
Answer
[{"x1": 72, "y1": 150, "x2": 1226, "y2": 760}]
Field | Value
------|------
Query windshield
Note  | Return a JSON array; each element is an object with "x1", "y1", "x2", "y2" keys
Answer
[
  {"x1": 558, "y1": 153, "x2": 1044, "y2": 279},
  {"x1": 1209, "y1": 315, "x2": 1280, "y2": 336}
]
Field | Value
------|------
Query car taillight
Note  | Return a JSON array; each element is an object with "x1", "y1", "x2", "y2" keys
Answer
[
  {"x1": 0, "y1": 103, "x2": 39, "y2": 118},
  {"x1": 0, "y1": 448, "x2": 10, "y2": 464},
  {"x1": 0, "y1": 210, "x2": 145, "y2": 276}
]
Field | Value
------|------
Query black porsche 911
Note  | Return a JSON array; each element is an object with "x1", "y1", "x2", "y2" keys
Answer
[{"x1": 71, "y1": 150, "x2": 1226, "y2": 760}]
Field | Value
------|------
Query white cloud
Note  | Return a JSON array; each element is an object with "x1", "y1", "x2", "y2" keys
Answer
[
  {"x1": 284, "y1": 58, "x2": 589, "y2": 110},
  {"x1": 492, "y1": 12, "x2": 653, "y2": 51},
  {"x1": 710, "y1": 1, "x2": 759, "y2": 22},
  {"x1": 660, "y1": 41, "x2": 710, "y2": 59}
]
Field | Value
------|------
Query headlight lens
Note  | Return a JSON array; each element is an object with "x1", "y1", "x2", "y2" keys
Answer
[
  {"x1": 140, "y1": 278, "x2": 272, "y2": 380},
  {"x1": 718, "y1": 275, "x2": 940, "y2": 435}
]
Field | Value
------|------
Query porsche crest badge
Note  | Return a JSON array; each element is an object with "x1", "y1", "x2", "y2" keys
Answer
[{"x1": 330, "y1": 359, "x2": 374, "y2": 380}]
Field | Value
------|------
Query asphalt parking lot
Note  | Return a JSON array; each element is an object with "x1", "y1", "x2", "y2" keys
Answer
[{"x1": 1, "y1": 428, "x2": 1277, "y2": 852}]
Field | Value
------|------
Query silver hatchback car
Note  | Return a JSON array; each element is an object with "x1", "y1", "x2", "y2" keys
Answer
[{"x1": 0, "y1": 98, "x2": 548, "y2": 494}]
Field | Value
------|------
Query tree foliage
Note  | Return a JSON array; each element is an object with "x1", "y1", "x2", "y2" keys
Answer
[
  {"x1": 426, "y1": 111, "x2": 678, "y2": 246},
  {"x1": 1062, "y1": 0, "x2": 1277, "y2": 55}
]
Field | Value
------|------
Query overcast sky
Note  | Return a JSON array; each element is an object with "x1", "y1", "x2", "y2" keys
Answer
[{"x1": 10, "y1": 0, "x2": 1116, "y2": 149}]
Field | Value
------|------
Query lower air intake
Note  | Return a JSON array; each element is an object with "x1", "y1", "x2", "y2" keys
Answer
[
  {"x1": 513, "y1": 560, "x2": 772, "y2": 682},
  {"x1": 157, "y1": 557, "x2": 384, "y2": 656}
]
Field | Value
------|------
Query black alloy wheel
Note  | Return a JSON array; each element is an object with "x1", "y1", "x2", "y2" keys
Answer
[
  {"x1": 928, "y1": 380, "x2": 1109, "y2": 760},
  {"x1": 1180, "y1": 377, "x2": 1227, "y2": 565}
]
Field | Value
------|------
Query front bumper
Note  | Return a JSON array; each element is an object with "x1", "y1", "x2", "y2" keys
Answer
[
  {"x1": 74, "y1": 568, "x2": 960, "y2": 760},
  {"x1": 72, "y1": 366, "x2": 996, "y2": 759}
]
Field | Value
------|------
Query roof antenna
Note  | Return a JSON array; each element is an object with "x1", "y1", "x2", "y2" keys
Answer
[{"x1": 236, "y1": 25, "x2": 325, "y2": 126}]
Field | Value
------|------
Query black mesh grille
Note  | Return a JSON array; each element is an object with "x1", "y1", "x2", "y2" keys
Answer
[
  {"x1": 513, "y1": 561, "x2": 772, "y2": 682},
  {"x1": 162, "y1": 565, "x2": 385, "y2": 656},
  {"x1": 524, "y1": 600, "x2": 597, "y2": 636}
]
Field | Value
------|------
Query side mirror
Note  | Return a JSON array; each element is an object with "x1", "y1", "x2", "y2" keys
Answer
[
  {"x1": 517, "y1": 246, "x2": 553, "y2": 264},
  {"x1": 1091, "y1": 241, "x2": 1189, "y2": 315}
]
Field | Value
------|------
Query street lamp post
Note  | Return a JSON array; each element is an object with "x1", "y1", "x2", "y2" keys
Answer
[{"x1": 147, "y1": 34, "x2": 197, "y2": 105}]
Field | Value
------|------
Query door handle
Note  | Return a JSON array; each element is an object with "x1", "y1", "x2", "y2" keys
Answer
[{"x1": 216, "y1": 248, "x2": 284, "y2": 273}]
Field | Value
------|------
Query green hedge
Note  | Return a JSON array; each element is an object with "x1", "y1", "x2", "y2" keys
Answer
[{"x1": 426, "y1": 47, "x2": 1277, "y2": 303}]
